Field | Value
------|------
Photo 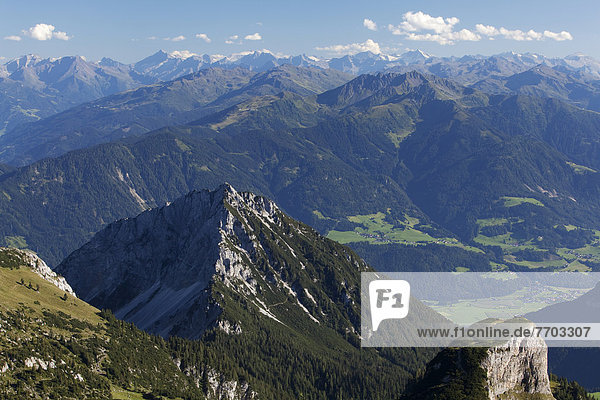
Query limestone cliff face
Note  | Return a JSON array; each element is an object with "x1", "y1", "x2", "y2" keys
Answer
[
  {"x1": 482, "y1": 336, "x2": 555, "y2": 400},
  {"x1": 56, "y1": 184, "x2": 270, "y2": 338},
  {"x1": 172, "y1": 360, "x2": 256, "y2": 400},
  {"x1": 405, "y1": 333, "x2": 556, "y2": 400}
]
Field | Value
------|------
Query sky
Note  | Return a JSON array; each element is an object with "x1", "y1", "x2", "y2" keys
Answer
[{"x1": 0, "y1": 0, "x2": 599, "y2": 63}]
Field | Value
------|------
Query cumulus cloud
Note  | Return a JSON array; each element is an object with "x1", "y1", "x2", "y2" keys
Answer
[
  {"x1": 25, "y1": 23, "x2": 55, "y2": 40},
  {"x1": 53, "y1": 31, "x2": 70, "y2": 41},
  {"x1": 363, "y1": 18, "x2": 377, "y2": 31},
  {"x1": 170, "y1": 50, "x2": 198, "y2": 58},
  {"x1": 387, "y1": 11, "x2": 573, "y2": 45},
  {"x1": 476, "y1": 23, "x2": 573, "y2": 42},
  {"x1": 405, "y1": 29, "x2": 480, "y2": 45},
  {"x1": 543, "y1": 30, "x2": 573, "y2": 41},
  {"x1": 475, "y1": 24, "x2": 499, "y2": 36},
  {"x1": 388, "y1": 11, "x2": 472, "y2": 44},
  {"x1": 195, "y1": 33, "x2": 211, "y2": 43},
  {"x1": 390, "y1": 11, "x2": 459, "y2": 35},
  {"x1": 4, "y1": 35, "x2": 22, "y2": 41},
  {"x1": 164, "y1": 35, "x2": 186, "y2": 42},
  {"x1": 452, "y1": 29, "x2": 481, "y2": 41},
  {"x1": 500, "y1": 28, "x2": 538, "y2": 41},
  {"x1": 244, "y1": 32, "x2": 262, "y2": 40},
  {"x1": 315, "y1": 38, "x2": 381, "y2": 55},
  {"x1": 23, "y1": 23, "x2": 71, "y2": 41}
]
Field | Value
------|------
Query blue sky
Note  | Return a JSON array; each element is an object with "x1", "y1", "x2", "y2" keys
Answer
[{"x1": 1, "y1": 0, "x2": 598, "y2": 63}]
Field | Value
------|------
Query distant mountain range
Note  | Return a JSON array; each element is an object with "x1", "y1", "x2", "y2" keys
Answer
[
  {"x1": 129, "y1": 49, "x2": 600, "y2": 79},
  {"x1": 0, "y1": 65, "x2": 352, "y2": 165},
  {"x1": 2, "y1": 49, "x2": 600, "y2": 135},
  {"x1": 0, "y1": 54, "x2": 155, "y2": 132},
  {"x1": 4, "y1": 50, "x2": 600, "y2": 167}
]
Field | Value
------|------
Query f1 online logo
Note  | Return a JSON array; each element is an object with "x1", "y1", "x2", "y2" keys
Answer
[{"x1": 369, "y1": 280, "x2": 410, "y2": 331}]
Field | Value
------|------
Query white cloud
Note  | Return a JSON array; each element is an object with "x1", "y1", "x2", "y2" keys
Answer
[
  {"x1": 315, "y1": 38, "x2": 381, "y2": 55},
  {"x1": 500, "y1": 28, "x2": 530, "y2": 41},
  {"x1": 526, "y1": 30, "x2": 544, "y2": 41},
  {"x1": 4, "y1": 35, "x2": 22, "y2": 41},
  {"x1": 388, "y1": 11, "x2": 475, "y2": 44},
  {"x1": 244, "y1": 32, "x2": 262, "y2": 40},
  {"x1": 53, "y1": 31, "x2": 70, "y2": 41},
  {"x1": 405, "y1": 29, "x2": 480, "y2": 45},
  {"x1": 475, "y1": 24, "x2": 499, "y2": 36},
  {"x1": 544, "y1": 30, "x2": 573, "y2": 41},
  {"x1": 496, "y1": 27, "x2": 568, "y2": 41},
  {"x1": 387, "y1": 11, "x2": 573, "y2": 45},
  {"x1": 169, "y1": 50, "x2": 198, "y2": 58},
  {"x1": 476, "y1": 24, "x2": 573, "y2": 42},
  {"x1": 165, "y1": 35, "x2": 186, "y2": 42},
  {"x1": 452, "y1": 29, "x2": 480, "y2": 41},
  {"x1": 195, "y1": 33, "x2": 211, "y2": 43},
  {"x1": 226, "y1": 35, "x2": 240, "y2": 45},
  {"x1": 363, "y1": 18, "x2": 377, "y2": 31},
  {"x1": 390, "y1": 11, "x2": 459, "y2": 35},
  {"x1": 25, "y1": 23, "x2": 55, "y2": 40},
  {"x1": 23, "y1": 23, "x2": 71, "y2": 41}
]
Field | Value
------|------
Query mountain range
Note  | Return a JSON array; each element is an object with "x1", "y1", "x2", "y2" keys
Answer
[
  {"x1": 0, "y1": 54, "x2": 155, "y2": 133},
  {"x1": 2, "y1": 49, "x2": 600, "y2": 137},
  {"x1": 0, "y1": 65, "x2": 352, "y2": 165},
  {"x1": 2, "y1": 68, "x2": 600, "y2": 273}
]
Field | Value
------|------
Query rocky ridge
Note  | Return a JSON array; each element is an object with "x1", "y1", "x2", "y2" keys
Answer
[{"x1": 57, "y1": 184, "x2": 368, "y2": 340}]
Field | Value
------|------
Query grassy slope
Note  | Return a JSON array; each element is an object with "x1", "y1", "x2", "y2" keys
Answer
[
  {"x1": 502, "y1": 196, "x2": 545, "y2": 207},
  {"x1": 0, "y1": 267, "x2": 101, "y2": 326},
  {"x1": 0, "y1": 251, "x2": 202, "y2": 399}
]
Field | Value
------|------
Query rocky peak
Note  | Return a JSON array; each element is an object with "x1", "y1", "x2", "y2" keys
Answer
[
  {"x1": 405, "y1": 331, "x2": 555, "y2": 400},
  {"x1": 482, "y1": 335, "x2": 554, "y2": 400},
  {"x1": 4, "y1": 54, "x2": 43, "y2": 73},
  {"x1": 57, "y1": 184, "x2": 368, "y2": 339}
]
